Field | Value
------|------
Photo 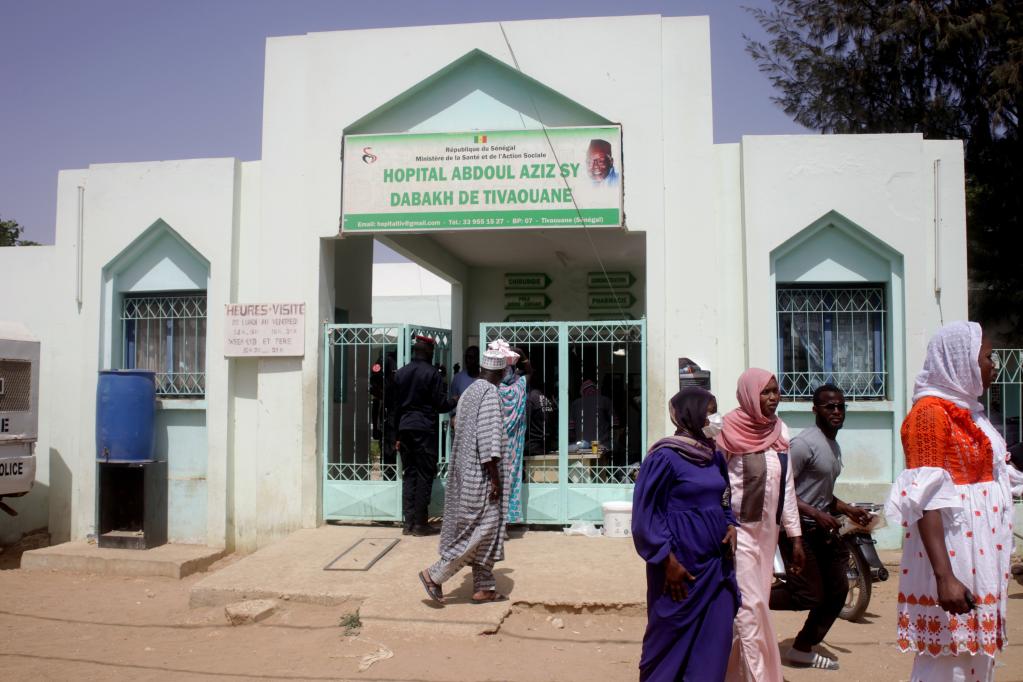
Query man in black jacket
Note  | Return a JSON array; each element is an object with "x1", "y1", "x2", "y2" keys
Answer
[{"x1": 394, "y1": 336, "x2": 456, "y2": 536}]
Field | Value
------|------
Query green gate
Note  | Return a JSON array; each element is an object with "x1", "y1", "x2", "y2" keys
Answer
[
  {"x1": 480, "y1": 320, "x2": 647, "y2": 524},
  {"x1": 321, "y1": 323, "x2": 451, "y2": 521},
  {"x1": 984, "y1": 348, "x2": 1022, "y2": 446}
]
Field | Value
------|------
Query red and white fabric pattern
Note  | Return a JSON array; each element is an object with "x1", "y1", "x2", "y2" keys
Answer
[{"x1": 886, "y1": 464, "x2": 1012, "y2": 660}]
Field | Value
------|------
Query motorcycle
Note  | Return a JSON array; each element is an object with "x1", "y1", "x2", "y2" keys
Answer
[{"x1": 772, "y1": 502, "x2": 889, "y2": 622}]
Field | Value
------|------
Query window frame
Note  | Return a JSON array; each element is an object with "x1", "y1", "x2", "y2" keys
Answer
[
  {"x1": 776, "y1": 283, "x2": 888, "y2": 402},
  {"x1": 121, "y1": 291, "x2": 208, "y2": 398}
]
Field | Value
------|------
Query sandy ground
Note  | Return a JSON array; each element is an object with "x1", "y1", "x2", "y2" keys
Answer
[{"x1": 2, "y1": 548, "x2": 1023, "y2": 681}]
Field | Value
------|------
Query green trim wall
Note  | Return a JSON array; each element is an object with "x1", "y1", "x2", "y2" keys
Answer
[{"x1": 770, "y1": 211, "x2": 906, "y2": 549}]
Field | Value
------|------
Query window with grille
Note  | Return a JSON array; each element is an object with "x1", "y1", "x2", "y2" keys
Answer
[
  {"x1": 122, "y1": 292, "x2": 207, "y2": 397},
  {"x1": 776, "y1": 285, "x2": 887, "y2": 400},
  {"x1": 0, "y1": 360, "x2": 31, "y2": 411}
]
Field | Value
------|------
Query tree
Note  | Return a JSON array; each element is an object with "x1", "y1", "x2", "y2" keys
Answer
[
  {"x1": 746, "y1": 1, "x2": 1022, "y2": 338},
  {"x1": 0, "y1": 218, "x2": 40, "y2": 246}
]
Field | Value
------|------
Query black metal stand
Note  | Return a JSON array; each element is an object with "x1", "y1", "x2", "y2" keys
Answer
[{"x1": 97, "y1": 460, "x2": 167, "y2": 550}]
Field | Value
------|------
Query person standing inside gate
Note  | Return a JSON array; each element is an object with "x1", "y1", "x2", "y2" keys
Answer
[
  {"x1": 418, "y1": 343, "x2": 514, "y2": 604},
  {"x1": 370, "y1": 351, "x2": 399, "y2": 468},
  {"x1": 720, "y1": 368, "x2": 805, "y2": 682},
  {"x1": 394, "y1": 335, "x2": 456, "y2": 536},
  {"x1": 449, "y1": 346, "x2": 480, "y2": 405},
  {"x1": 769, "y1": 384, "x2": 871, "y2": 670},
  {"x1": 448, "y1": 345, "x2": 479, "y2": 435}
]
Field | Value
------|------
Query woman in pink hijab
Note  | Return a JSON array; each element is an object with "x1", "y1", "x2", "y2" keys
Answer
[{"x1": 721, "y1": 368, "x2": 805, "y2": 682}]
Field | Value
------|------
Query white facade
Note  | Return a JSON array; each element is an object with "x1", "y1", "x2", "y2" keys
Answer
[{"x1": 0, "y1": 15, "x2": 967, "y2": 550}]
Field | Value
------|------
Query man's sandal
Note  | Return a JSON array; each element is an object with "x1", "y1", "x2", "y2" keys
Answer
[
  {"x1": 470, "y1": 592, "x2": 509, "y2": 604},
  {"x1": 418, "y1": 570, "x2": 444, "y2": 604}
]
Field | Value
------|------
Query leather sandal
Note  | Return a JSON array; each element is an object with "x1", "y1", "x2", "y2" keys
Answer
[{"x1": 418, "y1": 570, "x2": 444, "y2": 604}]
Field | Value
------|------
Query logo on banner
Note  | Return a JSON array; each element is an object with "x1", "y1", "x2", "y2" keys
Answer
[{"x1": 361, "y1": 147, "x2": 378, "y2": 164}]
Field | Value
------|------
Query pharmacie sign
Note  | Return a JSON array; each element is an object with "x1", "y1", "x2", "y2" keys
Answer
[{"x1": 341, "y1": 125, "x2": 623, "y2": 232}]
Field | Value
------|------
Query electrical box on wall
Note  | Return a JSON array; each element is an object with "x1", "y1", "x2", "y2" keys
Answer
[{"x1": 678, "y1": 357, "x2": 711, "y2": 392}]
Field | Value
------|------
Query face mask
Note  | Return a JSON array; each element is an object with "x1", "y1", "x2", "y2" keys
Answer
[{"x1": 702, "y1": 412, "x2": 723, "y2": 440}]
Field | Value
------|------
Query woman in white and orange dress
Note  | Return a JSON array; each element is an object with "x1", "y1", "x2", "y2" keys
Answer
[{"x1": 886, "y1": 321, "x2": 1023, "y2": 681}]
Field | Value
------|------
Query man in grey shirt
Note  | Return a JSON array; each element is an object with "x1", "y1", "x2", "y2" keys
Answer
[{"x1": 770, "y1": 384, "x2": 871, "y2": 670}]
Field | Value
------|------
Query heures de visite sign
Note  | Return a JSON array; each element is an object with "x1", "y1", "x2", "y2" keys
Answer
[
  {"x1": 224, "y1": 303, "x2": 306, "y2": 357},
  {"x1": 341, "y1": 125, "x2": 623, "y2": 233}
]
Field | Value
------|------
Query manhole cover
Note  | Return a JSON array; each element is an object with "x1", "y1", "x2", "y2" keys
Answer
[{"x1": 323, "y1": 538, "x2": 399, "y2": 571}]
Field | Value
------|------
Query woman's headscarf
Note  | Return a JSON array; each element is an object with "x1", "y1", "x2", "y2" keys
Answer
[
  {"x1": 913, "y1": 321, "x2": 984, "y2": 412},
  {"x1": 717, "y1": 368, "x2": 789, "y2": 455},
  {"x1": 669, "y1": 387, "x2": 714, "y2": 442},
  {"x1": 647, "y1": 387, "x2": 716, "y2": 465}
]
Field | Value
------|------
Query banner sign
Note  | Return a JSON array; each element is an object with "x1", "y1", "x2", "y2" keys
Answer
[
  {"x1": 224, "y1": 303, "x2": 306, "y2": 357},
  {"x1": 341, "y1": 125, "x2": 623, "y2": 233},
  {"x1": 504, "y1": 273, "x2": 551, "y2": 290},
  {"x1": 505, "y1": 293, "x2": 552, "y2": 311},
  {"x1": 588, "y1": 292, "x2": 636, "y2": 310},
  {"x1": 587, "y1": 271, "x2": 635, "y2": 289}
]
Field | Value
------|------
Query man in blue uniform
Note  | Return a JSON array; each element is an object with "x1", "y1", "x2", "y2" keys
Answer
[{"x1": 394, "y1": 336, "x2": 456, "y2": 536}]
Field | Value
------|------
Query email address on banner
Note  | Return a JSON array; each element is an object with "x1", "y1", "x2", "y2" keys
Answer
[
  {"x1": 344, "y1": 209, "x2": 621, "y2": 231},
  {"x1": 354, "y1": 218, "x2": 442, "y2": 229}
]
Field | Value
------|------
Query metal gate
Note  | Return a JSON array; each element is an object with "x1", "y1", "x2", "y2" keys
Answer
[
  {"x1": 321, "y1": 323, "x2": 451, "y2": 521},
  {"x1": 480, "y1": 320, "x2": 647, "y2": 524},
  {"x1": 984, "y1": 348, "x2": 1022, "y2": 446}
]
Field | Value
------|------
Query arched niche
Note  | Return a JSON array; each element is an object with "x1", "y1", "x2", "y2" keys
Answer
[
  {"x1": 769, "y1": 210, "x2": 907, "y2": 494},
  {"x1": 100, "y1": 219, "x2": 210, "y2": 372}
]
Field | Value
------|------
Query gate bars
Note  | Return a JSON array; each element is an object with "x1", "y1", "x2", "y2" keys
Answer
[
  {"x1": 480, "y1": 320, "x2": 646, "y2": 524},
  {"x1": 321, "y1": 323, "x2": 451, "y2": 521}
]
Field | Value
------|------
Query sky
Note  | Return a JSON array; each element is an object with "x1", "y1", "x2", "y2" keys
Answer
[{"x1": 0, "y1": 0, "x2": 805, "y2": 245}]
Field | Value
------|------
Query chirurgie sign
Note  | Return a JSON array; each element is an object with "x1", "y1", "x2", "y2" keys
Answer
[{"x1": 341, "y1": 125, "x2": 623, "y2": 233}]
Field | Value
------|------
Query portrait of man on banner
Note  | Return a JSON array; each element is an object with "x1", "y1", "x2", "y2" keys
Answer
[{"x1": 586, "y1": 138, "x2": 619, "y2": 187}]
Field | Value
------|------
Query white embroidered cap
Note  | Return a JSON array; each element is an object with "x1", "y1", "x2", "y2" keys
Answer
[{"x1": 481, "y1": 339, "x2": 518, "y2": 370}]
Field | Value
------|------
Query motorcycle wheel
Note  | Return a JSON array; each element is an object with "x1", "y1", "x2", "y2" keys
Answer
[{"x1": 840, "y1": 548, "x2": 872, "y2": 622}]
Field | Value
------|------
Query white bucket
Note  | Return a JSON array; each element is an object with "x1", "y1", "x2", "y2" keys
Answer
[{"x1": 601, "y1": 501, "x2": 633, "y2": 538}]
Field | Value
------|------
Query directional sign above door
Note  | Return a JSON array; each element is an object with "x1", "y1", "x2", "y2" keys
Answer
[
  {"x1": 587, "y1": 271, "x2": 635, "y2": 289},
  {"x1": 588, "y1": 292, "x2": 637, "y2": 310},
  {"x1": 504, "y1": 273, "x2": 552, "y2": 290},
  {"x1": 505, "y1": 293, "x2": 552, "y2": 311}
]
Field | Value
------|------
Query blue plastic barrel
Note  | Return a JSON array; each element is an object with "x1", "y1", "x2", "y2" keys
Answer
[{"x1": 96, "y1": 370, "x2": 157, "y2": 462}]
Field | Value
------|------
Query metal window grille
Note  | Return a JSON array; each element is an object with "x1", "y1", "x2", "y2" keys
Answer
[
  {"x1": 483, "y1": 321, "x2": 646, "y2": 487},
  {"x1": 777, "y1": 286, "x2": 887, "y2": 400},
  {"x1": 0, "y1": 360, "x2": 31, "y2": 411},
  {"x1": 323, "y1": 324, "x2": 452, "y2": 486},
  {"x1": 983, "y1": 349, "x2": 1022, "y2": 445},
  {"x1": 122, "y1": 293, "x2": 207, "y2": 397}
]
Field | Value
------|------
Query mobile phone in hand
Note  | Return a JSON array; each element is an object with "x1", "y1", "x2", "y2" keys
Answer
[{"x1": 965, "y1": 590, "x2": 978, "y2": 610}]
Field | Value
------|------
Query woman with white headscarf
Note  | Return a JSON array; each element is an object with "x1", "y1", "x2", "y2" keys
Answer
[{"x1": 886, "y1": 321, "x2": 1022, "y2": 681}]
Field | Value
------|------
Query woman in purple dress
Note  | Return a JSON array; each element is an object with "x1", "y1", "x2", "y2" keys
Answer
[{"x1": 632, "y1": 387, "x2": 739, "y2": 681}]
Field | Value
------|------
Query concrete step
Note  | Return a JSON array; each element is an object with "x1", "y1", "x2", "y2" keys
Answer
[
  {"x1": 21, "y1": 541, "x2": 225, "y2": 579},
  {"x1": 189, "y1": 524, "x2": 645, "y2": 636}
]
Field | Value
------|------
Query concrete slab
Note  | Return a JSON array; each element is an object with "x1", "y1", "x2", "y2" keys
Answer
[
  {"x1": 189, "y1": 524, "x2": 646, "y2": 635},
  {"x1": 21, "y1": 542, "x2": 226, "y2": 579},
  {"x1": 224, "y1": 598, "x2": 278, "y2": 625}
]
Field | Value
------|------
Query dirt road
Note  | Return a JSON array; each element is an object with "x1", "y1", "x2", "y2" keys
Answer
[{"x1": 1, "y1": 550, "x2": 1022, "y2": 681}]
